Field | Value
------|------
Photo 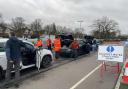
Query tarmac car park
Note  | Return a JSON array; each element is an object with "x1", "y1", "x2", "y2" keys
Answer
[{"x1": 0, "y1": 38, "x2": 53, "y2": 80}]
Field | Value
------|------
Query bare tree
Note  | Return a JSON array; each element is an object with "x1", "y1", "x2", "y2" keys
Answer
[
  {"x1": 74, "y1": 27, "x2": 84, "y2": 33},
  {"x1": 43, "y1": 23, "x2": 57, "y2": 35},
  {"x1": 30, "y1": 19, "x2": 43, "y2": 32},
  {"x1": 56, "y1": 26, "x2": 65, "y2": 34},
  {"x1": 43, "y1": 24, "x2": 51, "y2": 34},
  {"x1": 91, "y1": 16, "x2": 119, "y2": 39},
  {"x1": 52, "y1": 23, "x2": 57, "y2": 34},
  {"x1": 30, "y1": 18, "x2": 43, "y2": 37},
  {"x1": 74, "y1": 28, "x2": 84, "y2": 38},
  {"x1": 43, "y1": 23, "x2": 73, "y2": 35},
  {"x1": 0, "y1": 13, "x2": 7, "y2": 34},
  {"x1": 29, "y1": 19, "x2": 43, "y2": 37},
  {"x1": 0, "y1": 13, "x2": 2, "y2": 22},
  {"x1": 91, "y1": 30, "x2": 100, "y2": 38},
  {"x1": 10, "y1": 17, "x2": 26, "y2": 36}
]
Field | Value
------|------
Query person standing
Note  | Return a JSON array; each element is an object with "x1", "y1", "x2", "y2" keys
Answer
[
  {"x1": 46, "y1": 36, "x2": 52, "y2": 50},
  {"x1": 53, "y1": 35, "x2": 61, "y2": 59},
  {"x1": 35, "y1": 37, "x2": 43, "y2": 48},
  {"x1": 92, "y1": 40, "x2": 97, "y2": 52},
  {"x1": 5, "y1": 32, "x2": 26, "y2": 87},
  {"x1": 70, "y1": 39, "x2": 79, "y2": 59}
]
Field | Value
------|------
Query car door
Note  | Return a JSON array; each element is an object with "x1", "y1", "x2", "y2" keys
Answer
[
  {"x1": 0, "y1": 42, "x2": 7, "y2": 71},
  {"x1": 82, "y1": 41, "x2": 91, "y2": 54},
  {"x1": 78, "y1": 40, "x2": 85, "y2": 55},
  {"x1": 21, "y1": 42, "x2": 36, "y2": 66}
]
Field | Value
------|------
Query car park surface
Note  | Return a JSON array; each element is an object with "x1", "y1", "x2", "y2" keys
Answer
[{"x1": 7, "y1": 52, "x2": 118, "y2": 89}]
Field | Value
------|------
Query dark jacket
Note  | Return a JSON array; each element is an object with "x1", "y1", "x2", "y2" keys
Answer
[{"x1": 5, "y1": 36, "x2": 25, "y2": 61}]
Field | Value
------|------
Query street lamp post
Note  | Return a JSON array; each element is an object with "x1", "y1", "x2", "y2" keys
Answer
[
  {"x1": 77, "y1": 20, "x2": 84, "y2": 30},
  {"x1": 77, "y1": 20, "x2": 84, "y2": 38}
]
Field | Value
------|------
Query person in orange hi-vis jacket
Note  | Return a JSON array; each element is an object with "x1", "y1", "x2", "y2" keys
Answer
[
  {"x1": 46, "y1": 37, "x2": 52, "y2": 50},
  {"x1": 53, "y1": 35, "x2": 61, "y2": 59},
  {"x1": 69, "y1": 39, "x2": 79, "y2": 59},
  {"x1": 35, "y1": 37, "x2": 43, "y2": 48}
]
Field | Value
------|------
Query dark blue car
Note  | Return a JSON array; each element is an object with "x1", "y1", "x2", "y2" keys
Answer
[{"x1": 60, "y1": 39, "x2": 91, "y2": 58}]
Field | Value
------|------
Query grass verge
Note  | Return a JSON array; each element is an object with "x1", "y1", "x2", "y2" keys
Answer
[{"x1": 119, "y1": 83, "x2": 128, "y2": 89}]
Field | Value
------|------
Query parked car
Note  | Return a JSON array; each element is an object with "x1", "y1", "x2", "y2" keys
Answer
[
  {"x1": 60, "y1": 39, "x2": 90, "y2": 58},
  {"x1": 77, "y1": 39, "x2": 91, "y2": 54},
  {"x1": 0, "y1": 38, "x2": 53, "y2": 79},
  {"x1": 58, "y1": 34, "x2": 74, "y2": 47},
  {"x1": 84, "y1": 35, "x2": 101, "y2": 51}
]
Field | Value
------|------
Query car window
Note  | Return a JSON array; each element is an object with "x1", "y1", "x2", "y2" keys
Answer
[
  {"x1": 59, "y1": 35, "x2": 73, "y2": 40},
  {"x1": 24, "y1": 43, "x2": 34, "y2": 50},
  {"x1": 79, "y1": 40, "x2": 84, "y2": 45},
  {"x1": 0, "y1": 42, "x2": 5, "y2": 52}
]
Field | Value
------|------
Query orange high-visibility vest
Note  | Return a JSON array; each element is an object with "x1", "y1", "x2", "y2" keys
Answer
[
  {"x1": 54, "y1": 38, "x2": 61, "y2": 52},
  {"x1": 70, "y1": 41, "x2": 79, "y2": 49},
  {"x1": 46, "y1": 38, "x2": 51, "y2": 47},
  {"x1": 35, "y1": 39, "x2": 43, "y2": 47}
]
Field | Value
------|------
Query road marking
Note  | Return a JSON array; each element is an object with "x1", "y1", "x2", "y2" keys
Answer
[
  {"x1": 70, "y1": 64, "x2": 102, "y2": 89},
  {"x1": 115, "y1": 60, "x2": 126, "y2": 89}
]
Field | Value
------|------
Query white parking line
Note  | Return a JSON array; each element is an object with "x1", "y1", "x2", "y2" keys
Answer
[{"x1": 70, "y1": 64, "x2": 102, "y2": 89}]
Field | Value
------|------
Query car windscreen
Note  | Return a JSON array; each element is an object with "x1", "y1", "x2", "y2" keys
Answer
[
  {"x1": 24, "y1": 43, "x2": 35, "y2": 51},
  {"x1": 0, "y1": 42, "x2": 5, "y2": 52},
  {"x1": 78, "y1": 40, "x2": 85, "y2": 46},
  {"x1": 59, "y1": 35, "x2": 74, "y2": 40}
]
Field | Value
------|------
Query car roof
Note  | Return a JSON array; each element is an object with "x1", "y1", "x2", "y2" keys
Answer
[
  {"x1": 0, "y1": 38, "x2": 33, "y2": 45},
  {"x1": 0, "y1": 38, "x2": 8, "y2": 43},
  {"x1": 22, "y1": 40, "x2": 34, "y2": 45},
  {"x1": 84, "y1": 35, "x2": 94, "y2": 40},
  {"x1": 77, "y1": 39, "x2": 84, "y2": 42},
  {"x1": 58, "y1": 34, "x2": 74, "y2": 40}
]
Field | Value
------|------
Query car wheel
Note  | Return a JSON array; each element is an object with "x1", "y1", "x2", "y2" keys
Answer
[
  {"x1": 41, "y1": 56, "x2": 52, "y2": 68},
  {"x1": 86, "y1": 51, "x2": 90, "y2": 54}
]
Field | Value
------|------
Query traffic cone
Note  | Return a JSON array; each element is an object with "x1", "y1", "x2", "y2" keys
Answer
[{"x1": 122, "y1": 62, "x2": 128, "y2": 84}]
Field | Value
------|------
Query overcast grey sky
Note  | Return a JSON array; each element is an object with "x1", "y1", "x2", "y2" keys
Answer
[{"x1": 0, "y1": 0, "x2": 128, "y2": 34}]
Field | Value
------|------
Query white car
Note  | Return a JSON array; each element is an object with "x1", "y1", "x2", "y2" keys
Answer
[{"x1": 0, "y1": 38, "x2": 53, "y2": 79}]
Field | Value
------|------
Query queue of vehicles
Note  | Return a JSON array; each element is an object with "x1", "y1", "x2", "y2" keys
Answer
[
  {"x1": 0, "y1": 34, "x2": 100, "y2": 80},
  {"x1": 59, "y1": 34, "x2": 98, "y2": 58}
]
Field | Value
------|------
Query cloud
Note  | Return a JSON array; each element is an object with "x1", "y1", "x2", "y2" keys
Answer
[{"x1": 0, "y1": 0, "x2": 128, "y2": 34}]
